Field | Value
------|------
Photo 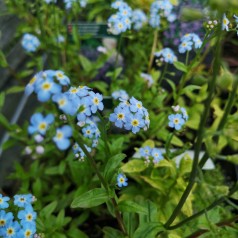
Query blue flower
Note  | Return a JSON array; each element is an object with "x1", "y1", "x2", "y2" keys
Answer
[
  {"x1": 54, "y1": 70, "x2": 70, "y2": 86},
  {"x1": 140, "y1": 73, "x2": 154, "y2": 87},
  {"x1": 139, "y1": 146, "x2": 151, "y2": 158},
  {"x1": 28, "y1": 113, "x2": 54, "y2": 135},
  {"x1": 72, "y1": 143, "x2": 91, "y2": 160},
  {"x1": 14, "y1": 194, "x2": 33, "y2": 208},
  {"x1": 180, "y1": 107, "x2": 189, "y2": 121},
  {"x1": 154, "y1": 48, "x2": 177, "y2": 64},
  {"x1": 129, "y1": 97, "x2": 144, "y2": 113},
  {"x1": 117, "y1": 173, "x2": 128, "y2": 187},
  {"x1": 168, "y1": 113, "x2": 185, "y2": 130},
  {"x1": 21, "y1": 34, "x2": 40, "y2": 53},
  {"x1": 0, "y1": 194, "x2": 10, "y2": 209},
  {"x1": 18, "y1": 222, "x2": 36, "y2": 238},
  {"x1": 124, "y1": 113, "x2": 145, "y2": 134},
  {"x1": 2, "y1": 221, "x2": 21, "y2": 238},
  {"x1": 35, "y1": 77, "x2": 62, "y2": 102},
  {"x1": 132, "y1": 9, "x2": 147, "y2": 30},
  {"x1": 53, "y1": 125, "x2": 72, "y2": 150},
  {"x1": 64, "y1": 0, "x2": 87, "y2": 9},
  {"x1": 77, "y1": 96, "x2": 93, "y2": 122},
  {"x1": 24, "y1": 72, "x2": 43, "y2": 96},
  {"x1": 151, "y1": 148, "x2": 163, "y2": 163},
  {"x1": 18, "y1": 205, "x2": 37, "y2": 224},
  {"x1": 0, "y1": 210, "x2": 13, "y2": 229},
  {"x1": 109, "y1": 106, "x2": 128, "y2": 128},
  {"x1": 179, "y1": 33, "x2": 202, "y2": 54},
  {"x1": 89, "y1": 92, "x2": 104, "y2": 113},
  {"x1": 112, "y1": 90, "x2": 129, "y2": 100}
]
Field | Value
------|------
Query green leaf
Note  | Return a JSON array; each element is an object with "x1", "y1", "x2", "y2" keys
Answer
[
  {"x1": 104, "y1": 153, "x2": 126, "y2": 181},
  {"x1": 0, "y1": 92, "x2": 5, "y2": 110},
  {"x1": 89, "y1": 81, "x2": 108, "y2": 95},
  {"x1": 41, "y1": 201, "x2": 58, "y2": 218},
  {"x1": 166, "y1": 79, "x2": 177, "y2": 99},
  {"x1": 227, "y1": 155, "x2": 238, "y2": 165},
  {"x1": 56, "y1": 209, "x2": 65, "y2": 227},
  {"x1": 173, "y1": 61, "x2": 188, "y2": 73},
  {"x1": 118, "y1": 200, "x2": 148, "y2": 214},
  {"x1": 71, "y1": 188, "x2": 109, "y2": 208},
  {"x1": 0, "y1": 114, "x2": 11, "y2": 130},
  {"x1": 6, "y1": 86, "x2": 25, "y2": 94},
  {"x1": 68, "y1": 228, "x2": 88, "y2": 238},
  {"x1": 0, "y1": 50, "x2": 8, "y2": 67},
  {"x1": 79, "y1": 55, "x2": 91, "y2": 71},
  {"x1": 179, "y1": 156, "x2": 193, "y2": 175},
  {"x1": 1, "y1": 138, "x2": 17, "y2": 151},
  {"x1": 103, "y1": 227, "x2": 124, "y2": 238},
  {"x1": 181, "y1": 85, "x2": 201, "y2": 96},
  {"x1": 121, "y1": 160, "x2": 147, "y2": 173},
  {"x1": 133, "y1": 222, "x2": 165, "y2": 238}
]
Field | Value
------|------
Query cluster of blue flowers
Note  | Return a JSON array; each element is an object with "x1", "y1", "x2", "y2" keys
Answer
[
  {"x1": 109, "y1": 97, "x2": 150, "y2": 134},
  {"x1": 154, "y1": 47, "x2": 177, "y2": 64},
  {"x1": 178, "y1": 33, "x2": 202, "y2": 54},
  {"x1": 111, "y1": 90, "x2": 129, "y2": 100},
  {"x1": 0, "y1": 194, "x2": 37, "y2": 238},
  {"x1": 21, "y1": 33, "x2": 40, "y2": 53},
  {"x1": 64, "y1": 0, "x2": 87, "y2": 9},
  {"x1": 117, "y1": 173, "x2": 128, "y2": 187},
  {"x1": 131, "y1": 9, "x2": 147, "y2": 30},
  {"x1": 139, "y1": 146, "x2": 163, "y2": 164},
  {"x1": 149, "y1": 0, "x2": 176, "y2": 28},
  {"x1": 25, "y1": 70, "x2": 70, "y2": 100},
  {"x1": 168, "y1": 106, "x2": 188, "y2": 130},
  {"x1": 108, "y1": 0, "x2": 132, "y2": 35},
  {"x1": 72, "y1": 143, "x2": 92, "y2": 161}
]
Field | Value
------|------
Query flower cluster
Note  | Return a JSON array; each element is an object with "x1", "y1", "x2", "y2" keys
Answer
[
  {"x1": 0, "y1": 194, "x2": 37, "y2": 237},
  {"x1": 25, "y1": 70, "x2": 70, "y2": 100},
  {"x1": 44, "y1": 0, "x2": 56, "y2": 3},
  {"x1": 72, "y1": 143, "x2": 92, "y2": 161},
  {"x1": 64, "y1": 0, "x2": 87, "y2": 9},
  {"x1": 117, "y1": 173, "x2": 128, "y2": 187},
  {"x1": 108, "y1": 0, "x2": 132, "y2": 35},
  {"x1": 168, "y1": 106, "x2": 188, "y2": 130},
  {"x1": 131, "y1": 9, "x2": 147, "y2": 30},
  {"x1": 178, "y1": 33, "x2": 202, "y2": 54},
  {"x1": 154, "y1": 47, "x2": 177, "y2": 64},
  {"x1": 112, "y1": 90, "x2": 129, "y2": 100},
  {"x1": 205, "y1": 20, "x2": 218, "y2": 30},
  {"x1": 149, "y1": 0, "x2": 175, "y2": 28},
  {"x1": 21, "y1": 33, "x2": 40, "y2": 53},
  {"x1": 139, "y1": 146, "x2": 163, "y2": 164},
  {"x1": 140, "y1": 73, "x2": 154, "y2": 87},
  {"x1": 110, "y1": 97, "x2": 150, "y2": 134}
]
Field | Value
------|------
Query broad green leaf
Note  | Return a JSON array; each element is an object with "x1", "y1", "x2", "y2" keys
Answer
[
  {"x1": 68, "y1": 228, "x2": 88, "y2": 238},
  {"x1": 118, "y1": 200, "x2": 148, "y2": 215},
  {"x1": 6, "y1": 86, "x2": 25, "y2": 94},
  {"x1": 56, "y1": 210, "x2": 65, "y2": 227},
  {"x1": 71, "y1": 188, "x2": 109, "y2": 208},
  {"x1": 121, "y1": 160, "x2": 147, "y2": 173},
  {"x1": 179, "y1": 156, "x2": 193, "y2": 175},
  {"x1": 231, "y1": 191, "x2": 238, "y2": 200},
  {"x1": 103, "y1": 227, "x2": 124, "y2": 238},
  {"x1": 181, "y1": 85, "x2": 201, "y2": 96},
  {"x1": 173, "y1": 61, "x2": 188, "y2": 73},
  {"x1": 141, "y1": 139, "x2": 155, "y2": 148},
  {"x1": 41, "y1": 201, "x2": 58, "y2": 218},
  {"x1": 89, "y1": 81, "x2": 108, "y2": 95},
  {"x1": 104, "y1": 153, "x2": 126, "y2": 181},
  {"x1": 140, "y1": 176, "x2": 165, "y2": 192},
  {"x1": 79, "y1": 55, "x2": 91, "y2": 71},
  {"x1": 133, "y1": 222, "x2": 165, "y2": 238},
  {"x1": 1, "y1": 139, "x2": 17, "y2": 151}
]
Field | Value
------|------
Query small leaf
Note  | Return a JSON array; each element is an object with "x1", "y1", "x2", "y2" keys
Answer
[
  {"x1": 226, "y1": 155, "x2": 238, "y2": 165},
  {"x1": 118, "y1": 200, "x2": 148, "y2": 214},
  {"x1": 56, "y1": 209, "x2": 65, "y2": 227},
  {"x1": 121, "y1": 160, "x2": 147, "y2": 173},
  {"x1": 41, "y1": 201, "x2": 58, "y2": 218},
  {"x1": 104, "y1": 153, "x2": 126, "y2": 181},
  {"x1": 173, "y1": 61, "x2": 188, "y2": 72},
  {"x1": 71, "y1": 188, "x2": 109, "y2": 208},
  {"x1": 181, "y1": 85, "x2": 201, "y2": 96},
  {"x1": 0, "y1": 50, "x2": 8, "y2": 67},
  {"x1": 79, "y1": 55, "x2": 91, "y2": 71},
  {"x1": 103, "y1": 227, "x2": 124, "y2": 238},
  {"x1": 0, "y1": 114, "x2": 11, "y2": 130},
  {"x1": 0, "y1": 92, "x2": 5, "y2": 110},
  {"x1": 133, "y1": 222, "x2": 165, "y2": 238}
]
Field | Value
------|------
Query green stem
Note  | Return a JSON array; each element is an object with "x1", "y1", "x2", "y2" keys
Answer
[
  {"x1": 157, "y1": 63, "x2": 168, "y2": 87},
  {"x1": 148, "y1": 29, "x2": 158, "y2": 72},
  {"x1": 164, "y1": 24, "x2": 222, "y2": 229},
  {"x1": 199, "y1": 76, "x2": 238, "y2": 168},
  {"x1": 167, "y1": 183, "x2": 238, "y2": 230},
  {"x1": 75, "y1": 135, "x2": 127, "y2": 236}
]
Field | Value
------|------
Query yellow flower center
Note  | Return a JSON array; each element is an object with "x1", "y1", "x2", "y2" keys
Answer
[
  {"x1": 174, "y1": 119, "x2": 179, "y2": 124},
  {"x1": 57, "y1": 73, "x2": 64, "y2": 78},
  {"x1": 25, "y1": 230, "x2": 32, "y2": 237},
  {"x1": 29, "y1": 76, "x2": 36, "y2": 85},
  {"x1": 7, "y1": 228, "x2": 14, "y2": 235},
  {"x1": 27, "y1": 214, "x2": 32, "y2": 221},
  {"x1": 0, "y1": 199, "x2": 2, "y2": 203},
  {"x1": 93, "y1": 98, "x2": 99, "y2": 105},
  {"x1": 131, "y1": 119, "x2": 139, "y2": 126},
  {"x1": 137, "y1": 103, "x2": 142, "y2": 109},
  {"x1": 42, "y1": 82, "x2": 51, "y2": 90},
  {"x1": 59, "y1": 99, "x2": 66, "y2": 106},
  {"x1": 39, "y1": 122, "x2": 47, "y2": 130},
  {"x1": 0, "y1": 220, "x2": 5, "y2": 226},
  {"x1": 86, "y1": 130, "x2": 91, "y2": 134},
  {"x1": 56, "y1": 132, "x2": 63, "y2": 139},
  {"x1": 119, "y1": 178, "x2": 125, "y2": 183},
  {"x1": 70, "y1": 88, "x2": 78, "y2": 93},
  {"x1": 117, "y1": 113, "x2": 124, "y2": 119}
]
